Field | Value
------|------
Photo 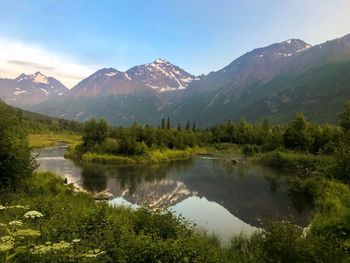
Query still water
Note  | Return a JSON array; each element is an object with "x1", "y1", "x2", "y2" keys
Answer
[{"x1": 34, "y1": 145, "x2": 311, "y2": 243}]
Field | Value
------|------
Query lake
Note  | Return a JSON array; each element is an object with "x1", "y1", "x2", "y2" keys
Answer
[{"x1": 34, "y1": 144, "x2": 311, "y2": 243}]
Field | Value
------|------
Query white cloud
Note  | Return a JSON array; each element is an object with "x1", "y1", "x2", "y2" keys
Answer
[{"x1": 0, "y1": 37, "x2": 99, "y2": 88}]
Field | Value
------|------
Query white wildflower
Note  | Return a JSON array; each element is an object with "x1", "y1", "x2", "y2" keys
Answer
[
  {"x1": 51, "y1": 241, "x2": 71, "y2": 251},
  {"x1": 24, "y1": 211, "x2": 43, "y2": 219},
  {"x1": 0, "y1": 236, "x2": 14, "y2": 252},
  {"x1": 7, "y1": 205, "x2": 30, "y2": 210},
  {"x1": 14, "y1": 229, "x2": 41, "y2": 238},
  {"x1": 9, "y1": 220, "x2": 23, "y2": 227}
]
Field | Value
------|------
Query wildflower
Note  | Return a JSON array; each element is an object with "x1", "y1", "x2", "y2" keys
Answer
[
  {"x1": 14, "y1": 229, "x2": 41, "y2": 238},
  {"x1": 0, "y1": 236, "x2": 14, "y2": 243},
  {"x1": 24, "y1": 211, "x2": 44, "y2": 219},
  {"x1": 51, "y1": 241, "x2": 71, "y2": 251},
  {"x1": 9, "y1": 220, "x2": 23, "y2": 227},
  {"x1": 72, "y1": 239, "x2": 81, "y2": 243},
  {"x1": 32, "y1": 244, "x2": 52, "y2": 255},
  {"x1": 7, "y1": 205, "x2": 30, "y2": 210},
  {"x1": 82, "y1": 249, "x2": 106, "y2": 258},
  {"x1": 32, "y1": 241, "x2": 71, "y2": 255},
  {"x1": 0, "y1": 236, "x2": 14, "y2": 252}
]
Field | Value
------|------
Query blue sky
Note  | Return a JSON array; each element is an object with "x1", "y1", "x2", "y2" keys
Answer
[{"x1": 0, "y1": 0, "x2": 350, "y2": 87}]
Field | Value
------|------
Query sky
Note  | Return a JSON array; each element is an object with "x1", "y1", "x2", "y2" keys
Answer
[{"x1": 0, "y1": 0, "x2": 350, "y2": 88}]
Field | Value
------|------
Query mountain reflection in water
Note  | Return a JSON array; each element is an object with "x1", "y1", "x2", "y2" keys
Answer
[{"x1": 35, "y1": 145, "x2": 312, "y2": 242}]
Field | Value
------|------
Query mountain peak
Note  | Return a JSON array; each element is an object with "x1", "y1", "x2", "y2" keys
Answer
[
  {"x1": 283, "y1": 39, "x2": 305, "y2": 44},
  {"x1": 30, "y1": 71, "x2": 49, "y2": 84},
  {"x1": 280, "y1": 39, "x2": 312, "y2": 52},
  {"x1": 153, "y1": 58, "x2": 169, "y2": 64},
  {"x1": 33, "y1": 71, "x2": 44, "y2": 76}
]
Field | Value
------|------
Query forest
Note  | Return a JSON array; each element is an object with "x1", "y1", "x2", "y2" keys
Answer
[{"x1": 1, "y1": 100, "x2": 350, "y2": 262}]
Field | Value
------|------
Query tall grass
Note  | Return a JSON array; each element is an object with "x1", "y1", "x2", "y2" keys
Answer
[
  {"x1": 82, "y1": 152, "x2": 136, "y2": 164},
  {"x1": 80, "y1": 147, "x2": 207, "y2": 165},
  {"x1": 259, "y1": 151, "x2": 333, "y2": 175}
]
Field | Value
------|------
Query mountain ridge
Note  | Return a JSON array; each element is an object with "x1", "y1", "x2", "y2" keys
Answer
[{"x1": 9, "y1": 33, "x2": 350, "y2": 126}]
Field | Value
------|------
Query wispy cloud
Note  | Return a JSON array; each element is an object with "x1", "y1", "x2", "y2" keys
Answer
[{"x1": 0, "y1": 37, "x2": 99, "y2": 88}]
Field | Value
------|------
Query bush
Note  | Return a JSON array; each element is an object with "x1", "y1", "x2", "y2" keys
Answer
[{"x1": 242, "y1": 145, "x2": 259, "y2": 156}]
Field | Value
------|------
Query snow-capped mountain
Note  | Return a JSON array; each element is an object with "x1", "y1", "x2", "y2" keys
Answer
[
  {"x1": 69, "y1": 59, "x2": 195, "y2": 97},
  {"x1": 126, "y1": 59, "x2": 195, "y2": 93},
  {"x1": 0, "y1": 72, "x2": 68, "y2": 106}
]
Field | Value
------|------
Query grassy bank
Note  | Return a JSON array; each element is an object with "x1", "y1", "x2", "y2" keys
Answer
[
  {"x1": 257, "y1": 150, "x2": 334, "y2": 175},
  {"x1": 81, "y1": 147, "x2": 208, "y2": 165},
  {"x1": 28, "y1": 133, "x2": 81, "y2": 149}
]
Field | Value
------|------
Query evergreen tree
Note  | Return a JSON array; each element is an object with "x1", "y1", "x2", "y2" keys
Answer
[
  {"x1": 167, "y1": 117, "x2": 171, "y2": 130},
  {"x1": 185, "y1": 121, "x2": 190, "y2": 131},
  {"x1": 161, "y1": 118, "x2": 166, "y2": 129},
  {"x1": 339, "y1": 101, "x2": 350, "y2": 133},
  {"x1": 284, "y1": 114, "x2": 314, "y2": 151}
]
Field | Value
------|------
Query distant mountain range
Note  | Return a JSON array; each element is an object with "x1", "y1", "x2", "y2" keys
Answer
[
  {"x1": 1, "y1": 33, "x2": 350, "y2": 126},
  {"x1": 0, "y1": 72, "x2": 68, "y2": 105}
]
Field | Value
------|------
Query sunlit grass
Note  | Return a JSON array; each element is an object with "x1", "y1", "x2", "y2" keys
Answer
[{"x1": 28, "y1": 133, "x2": 81, "y2": 149}]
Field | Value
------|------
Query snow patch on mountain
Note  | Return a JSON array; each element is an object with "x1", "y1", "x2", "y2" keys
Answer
[
  {"x1": 13, "y1": 88, "x2": 27, "y2": 95},
  {"x1": 105, "y1": 72, "x2": 118, "y2": 77},
  {"x1": 32, "y1": 72, "x2": 49, "y2": 84},
  {"x1": 40, "y1": 88, "x2": 50, "y2": 95}
]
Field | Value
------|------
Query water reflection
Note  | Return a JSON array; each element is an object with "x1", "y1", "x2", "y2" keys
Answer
[{"x1": 35, "y1": 146, "x2": 311, "y2": 242}]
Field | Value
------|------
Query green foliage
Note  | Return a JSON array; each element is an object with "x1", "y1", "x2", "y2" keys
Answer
[
  {"x1": 339, "y1": 101, "x2": 350, "y2": 133},
  {"x1": 284, "y1": 114, "x2": 314, "y2": 151},
  {"x1": 0, "y1": 103, "x2": 36, "y2": 188},
  {"x1": 259, "y1": 151, "x2": 333, "y2": 175},
  {"x1": 242, "y1": 145, "x2": 259, "y2": 157},
  {"x1": 329, "y1": 142, "x2": 350, "y2": 184},
  {"x1": 82, "y1": 118, "x2": 109, "y2": 148}
]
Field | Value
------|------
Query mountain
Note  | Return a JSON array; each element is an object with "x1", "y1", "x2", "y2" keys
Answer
[
  {"x1": 165, "y1": 34, "x2": 350, "y2": 125},
  {"x1": 0, "y1": 72, "x2": 68, "y2": 106},
  {"x1": 69, "y1": 59, "x2": 195, "y2": 97},
  {"x1": 32, "y1": 59, "x2": 195, "y2": 125},
  {"x1": 28, "y1": 33, "x2": 350, "y2": 126}
]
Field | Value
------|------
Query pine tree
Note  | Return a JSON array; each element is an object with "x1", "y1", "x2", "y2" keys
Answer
[
  {"x1": 161, "y1": 118, "x2": 166, "y2": 129},
  {"x1": 185, "y1": 121, "x2": 190, "y2": 131},
  {"x1": 192, "y1": 121, "x2": 196, "y2": 132},
  {"x1": 166, "y1": 117, "x2": 171, "y2": 130}
]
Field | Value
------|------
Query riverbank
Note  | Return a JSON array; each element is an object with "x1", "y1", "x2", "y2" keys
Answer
[
  {"x1": 28, "y1": 133, "x2": 81, "y2": 149},
  {"x1": 80, "y1": 147, "x2": 209, "y2": 164}
]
